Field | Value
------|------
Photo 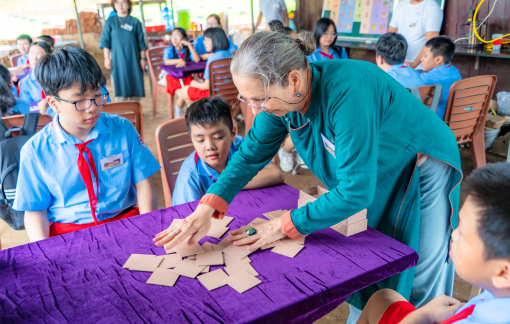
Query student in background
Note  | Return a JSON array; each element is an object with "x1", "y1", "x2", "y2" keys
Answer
[
  {"x1": 266, "y1": 20, "x2": 284, "y2": 32},
  {"x1": 15, "y1": 34, "x2": 32, "y2": 75},
  {"x1": 375, "y1": 33, "x2": 424, "y2": 88},
  {"x1": 0, "y1": 65, "x2": 30, "y2": 116},
  {"x1": 100, "y1": 0, "x2": 147, "y2": 102},
  {"x1": 307, "y1": 18, "x2": 348, "y2": 62},
  {"x1": 172, "y1": 97, "x2": 284, "y2": 205},
  {"x1": 175, "y1": 28, "x2": 233, "y2": 105},
  {"x1": 19, "y1": 41, "x2": 52, "y2": 114},
  {"x1": 357, "y1": 162, "x2": 510, "y2": 324},
  {"x1": 194, "y1": 14, "x2": 238, "y2": 60},
  {"x1": 13, "y1": 46, "x2": 160, "y2": 241},
  {"x1": 255, "y1": 0, "x2": 288, "y2": 30},
  {"x1": 164, "y1": 28, "x2": 200, "y2": 118},
  {"x1": 420, "y1": 36, "x2": 462, "y2": 120},
  {"x1": 36, "y1": 35, "x2": 55, "y2": 51}
]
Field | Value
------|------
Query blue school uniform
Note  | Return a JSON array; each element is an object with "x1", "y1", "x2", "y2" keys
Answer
[
  {"x1": 12, "y1": 98, "x2": 30, "y2": 115},
  {"x1": 163, "y1": 46, "x2": 187, "y2": 60},
  {"x1": 307, "y1": 47, "x2": 348, "y2": 62},
  {"x1": 19, "y1": 71, "x2": 42, "y2": 104},
  {"x1": 172, "y1": 135, "x2": 270, "y2": 205},
  {"x1": 193, "y1": 35, "x2": 238, "y2": 55},
  {"x1": 11, "y1": 85, "x2": 17, "y2": 98},
  {"x1": 386, "y1": 64, "x2": 425, "y2": 88},
  {"x1": 203, "y1": 50, "x2": 233, "y2": 80},
  {"x1": 16, "y1": 54, "x2": 28, "y2": 67},
  {"x1": 452, "y1": 290, "x2": 510, "y2": 323},
  {"x1": 420, "y1": 64, "x2": 462, "y2": 120},
  {"x1": 13, "y1": 113, "x2": 160, "y2": 224}
]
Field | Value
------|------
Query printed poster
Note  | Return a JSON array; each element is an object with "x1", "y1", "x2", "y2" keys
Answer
[
  {"x1": 368, "y1": 0, "x2": 391, "y2": 34},
  {"x1": 336, "y1": 0, "x2": 356, "y2": 33},
  {"x1": 353, "y1": 0, "x2": 364, "y2": 22},
  {"x1": 329, "y1": 0, "x2": 341, "y2": 24},
  {"x1": 359, "y1": 0, "x2": 373, "y2": 33}
]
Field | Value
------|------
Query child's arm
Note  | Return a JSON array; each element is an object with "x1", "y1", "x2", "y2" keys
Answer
[
  {"x1": 243, "y1": 163, "x2": 285, "y2": 190},
  {"x1": 180, "y1": 40, "x2": 201, "y2": 63},
  {"x1": 199, "y1": 53, "x2": 213, "y2": 61},
  {"x1": 135, "y1": 177, "x2": 157, "y2": 214},
  {"x1": 190, "y1": 79, "x2": 210, "y2": 90},
  {"x1": 24, "y1": 210, "x2": 50, "y2": 242},
  {"x1": 400, "y1": 296, "x2": 464, "y2": 324},
  {"x1": 165, "y1": 58, "x2": 187, "y2": 67}
]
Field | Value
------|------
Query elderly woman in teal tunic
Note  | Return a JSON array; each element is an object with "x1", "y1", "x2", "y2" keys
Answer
[
  {"x1": 154, "y1": 31, "x2": 462, "y2": 323},
  {"x1": 99, "y1": 0, "x2": 147, "y2": 102}
]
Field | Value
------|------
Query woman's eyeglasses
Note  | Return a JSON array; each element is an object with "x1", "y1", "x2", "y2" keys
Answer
[{"x1": 53, "y1": 86, "x2": 110, "y2": 111}]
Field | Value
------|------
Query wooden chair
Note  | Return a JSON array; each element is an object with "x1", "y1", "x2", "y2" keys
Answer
[
  {"x1": 9, "y1": 53, "x2": 22, "y2": 67},
  {"x1": 147, "y1": 46, "x2": 173, "y2": 119},
  {"x1": 408, "y1": 84, "x2": 443, "y2": 114},
  {"x1": 2, "y1": 114, "x2": 53, "y2": 136},
  {"x1": 103, "y1": 102, "x2": 144, "y2": 137},
  {"x1": 443, "y1": 75, "x2": 497, "y2": 169},
  {"x1": 155, "y1": 118, "x2": 195, "y2": 207}
]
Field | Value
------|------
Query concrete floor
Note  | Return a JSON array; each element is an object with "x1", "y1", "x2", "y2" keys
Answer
[{"x1": 0, "y1": 73, "x2": 506, "y2": 322}]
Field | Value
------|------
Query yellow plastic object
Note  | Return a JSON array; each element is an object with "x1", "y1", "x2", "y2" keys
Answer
[{"x1": 473, "y1": 0, "x2": 509, "y2": 43}]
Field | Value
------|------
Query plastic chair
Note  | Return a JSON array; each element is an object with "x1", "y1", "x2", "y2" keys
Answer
[
  {"x1": 155, "y1": 118, "x2": 195, "y2": 207},
  {"x1": 147, "y1": 46, "x2": 173, "y2": 119},
  {"x1": 408, "y1": 84, "x2": 443, "y2": 114},
  {"x1": 102, "y1": 102, "x2": 144, "y2": 138},
  {"x1": 209, "y1": 58, "x2": 238, "y2": 107},
  {"x1": 2, "y1": 114, "x2": 53, "y2": 136},
  {"x1": 9, "y1": 53, "x2": 22, "y2": 68},
  {"x1": 443, "y1": 75, "x2": 497, "y2": 169}
]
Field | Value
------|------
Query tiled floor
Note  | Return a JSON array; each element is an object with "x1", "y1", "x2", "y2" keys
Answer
[{"x1": 0, "y1": 74, "x2": 505, "y2": 322}]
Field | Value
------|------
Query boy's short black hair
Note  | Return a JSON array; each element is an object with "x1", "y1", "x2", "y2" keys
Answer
[
  {"x1": 203, "y1": 27, "x2": 230, "y2": 52},
  {"x1": 37, "y1": 35, "x2": 55, "y2": 47},
  {"x1": 31, "y1": 41, "x2": 52, "y2": 54},
  {"x1": 185, "y1": 96, "x2": 233, "y2": 133},
  {"x1": 35, "y1": 46, "x2": 102, "y2": 97},
  {"x1": 425, "y1": 36, "x2": 455, "y2": 64},
  {"x1": 464, "y1": 162, "x2": 510, "y2": 260},
  {"x1": 376, "y1": 32, "x2": 407, "y2": 65},
  {"x1": 17, "y1": 34, "x2": 33, "y2": 44}
]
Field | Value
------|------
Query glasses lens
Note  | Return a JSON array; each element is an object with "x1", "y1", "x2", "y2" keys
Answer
[
  {"x1": 75, "y1": 99, "x2": 91, "y2": 111},
  {"x1": 95, "y1": 94, "x2": 109, "y2": 106}
]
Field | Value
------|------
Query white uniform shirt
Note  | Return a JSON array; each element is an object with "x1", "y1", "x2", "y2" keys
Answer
[{"x1": 389, "y1": 0, "x2": 443, "y2": 69}]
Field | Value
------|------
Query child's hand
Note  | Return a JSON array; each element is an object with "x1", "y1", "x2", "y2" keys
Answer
[
  {"x1": 417, "y1": 295, "x2": 464, "y2": 323},
  {"x1": 176, "y1": 59, "x2": 186, "y2": 68},
  {"x1": 105, "y1": 58, "x2": 113, "y2": 71},
  {"x1": 180, "y1": 40, "x2": 191, "y2": 47}
]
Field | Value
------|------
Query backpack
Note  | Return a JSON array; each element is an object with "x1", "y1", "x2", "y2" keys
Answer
[{"x1": 0, "y1": 113, "x2": 40, "y2": 230}]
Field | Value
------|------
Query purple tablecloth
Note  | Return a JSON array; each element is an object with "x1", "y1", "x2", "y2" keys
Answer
[
  {"x1": 0, "y1": 184, "x2": 418, "y2": 324},
  {"x1": 160, "y1": 61, "x2": 207, "y2": 79}
]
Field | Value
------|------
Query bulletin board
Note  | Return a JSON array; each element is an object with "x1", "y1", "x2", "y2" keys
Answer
[{"x1": 322, "y1": 0, "x2": 445, "y2": 41}]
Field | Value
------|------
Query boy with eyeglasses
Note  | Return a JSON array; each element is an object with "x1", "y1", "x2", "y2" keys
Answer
[{"x1": 13, "y1": 46, "x2": 160, "y2": 241}]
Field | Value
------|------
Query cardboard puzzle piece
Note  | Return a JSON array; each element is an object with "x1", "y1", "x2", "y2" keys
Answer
[
  {"x1": 201, "y1": 266, "x2": 210, "y2": 273},
  {"x1": 223, "y1": 270, "x2": 262, "y2": 293},
  {"x1": 197, "y1": 269, "x2": 229, "y2": 291},
  {"x1": 146, "y1": 268, "x2": 179, "y2": 287},
  {"x1": 158, "y1": 254, "x2": 182, "y2": 269},
  {"x1": 223, "y1": 253, "x2": 251, "y2": 268},
  {"x1": 196, "y1": 251, "x2": 224, "y2": 266},
  {"x1": 263, "y1": 210, "x2": 288, "y2": 220},
  {"x1": 271, "y1": 242, "x2": 305, "y2": 258},
  {"x1": 174, "y1": 238, "x2": 205, "y2": 257},
  {"x1": 225, "y1": 261, "x2": 259, "y2": 277},
  {"x1": 171, "y1": 259, "x2": 207, "y2": 278},
  {"x1": 260, "y1": 240, "x2": 284, "y2": 250},
  {"x1": 331, "y1": 218, "x2": 368, "y2": 237},
  {"x1": 222, "y1": 244, "x2": 256, "y2": 260},
  {"x1": 127, "y1": 254, "x2": 163, "y2": 272}
]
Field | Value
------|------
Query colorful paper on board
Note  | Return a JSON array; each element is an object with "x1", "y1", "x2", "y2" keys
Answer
[{"x1": 336, "y1": 0, "x2": 355, "y2": 33}]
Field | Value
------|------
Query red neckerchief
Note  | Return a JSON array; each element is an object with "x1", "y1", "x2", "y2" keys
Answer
[
  {"x1": 75, "y1": 140, "x2": 100, "y2": 225},
  {"x1": 399, "y1": 64, "x2": 407, "y2": 68},
  {"x1": 319, "y1": 51, "x2": 333, "y2": 59},
  {"x1": 177, "y1": 52, "x2": 185, "y2": 60},
  {"x1": 438, "y1": 305, "x2": 475, "y2": 324}
]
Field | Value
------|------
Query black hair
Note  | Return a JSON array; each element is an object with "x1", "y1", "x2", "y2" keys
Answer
[
  {"x1": 268, "y1": 20, "x2": 285, "y2": 33},
  {"x1": 284, "y1": 27, "x2": 294, "y2": 35},
  {"x1": 35, "y1": 46, "x2": 102, "y2": 97},
  {"x1": 375, "y1": 33, "x2": 407, "y2": 65},
  {"x1": 312, "y1": 18, "x2": 343, "y2": 59},
  {"x1": 425, "y1": 36, "x2": 455, "y2": 64},
  {"x1": 203, "y1": 27, "x2": 230, "y2": 53},
  {"x1": 31, "y1": 41, "x2": 53, "y2": 54},
  {"x1": 0, "y1": 64, "x2": 17, "y2": 117},
  {"x1": 464, "y1": 162, "x2": 510, "y2": 260},
  {"x1": 185, "y1": 96, "x2": 233, "y2": 133},
  {"x1": 172, "y1": 27, "x2": 191, "y2": 61},
  {"x1": 37, "y1": 35, "x2": 55, "y2": 47},
  {"x1": 17, "y1": 34, "x2": 33, "y2": 44}
]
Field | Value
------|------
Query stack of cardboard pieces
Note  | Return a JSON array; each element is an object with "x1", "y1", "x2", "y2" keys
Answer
[
  {"x1": 299, "y1": 186, "x2": 368, "y2": 237},
  {"x1": 122, "y1": 216, "x2": 305, "y2": 293}
]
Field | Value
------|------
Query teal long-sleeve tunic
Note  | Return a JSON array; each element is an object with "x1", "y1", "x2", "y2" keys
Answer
[
  {"x1": 99, "y1": 15, "x2": 146, "y2": 98},
  {"x1": 206, "y1": 60, "x2": 462, "y2": 309}
]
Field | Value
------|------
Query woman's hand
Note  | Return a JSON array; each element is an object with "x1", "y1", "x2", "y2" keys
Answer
[
  {"x1": 153, "y1": 204, "x2": 215, "y2": 250},
  {"x1": 140, "y1": 59, "x2": 147, "y2": 71},
  {"x1": 105, "y1": 58, "x2": 113, "y2": 71},
  {"x1": 175, "y1": 59, "x2": 186, "y2": 68},
  {"x1": 228, "y1": 218, "x2": 287, "y2": 251}
]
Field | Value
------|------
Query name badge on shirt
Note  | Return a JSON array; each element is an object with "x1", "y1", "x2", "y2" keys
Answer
[
  {"x1": 123, "y1": 24, "x2": 133, "y2": 31},
  {"x1": 101, "y1": 153, "x2": 124, "y2": 171},
  {"x1": 321, "y1": 133, "x2": 336, "y2": 159}
]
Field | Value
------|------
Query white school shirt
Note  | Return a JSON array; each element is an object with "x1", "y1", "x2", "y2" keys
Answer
[{"x1": 389, "y1": 0, "x2": 443, "y2": 69}]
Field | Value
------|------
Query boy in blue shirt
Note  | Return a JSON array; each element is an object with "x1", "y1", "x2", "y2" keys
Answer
[
  {"x1": 375, "y1": 33, "x2": 424, "y2": 89},
  {"x1": 358, "y1": 162, "x2": 510, "y2": 324},
  {"x1": 420, "y1": 36, "x2": 462, "y2": 120},
  {"x1": 172, "y1": 96, "x2": 284, "y2": 206},
  {"x1": 15, "y1": 34, "x2": 32, "y2": 76},
  {"x1": 13, "y1": 46, "x2": 160, "y2": 241}
]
